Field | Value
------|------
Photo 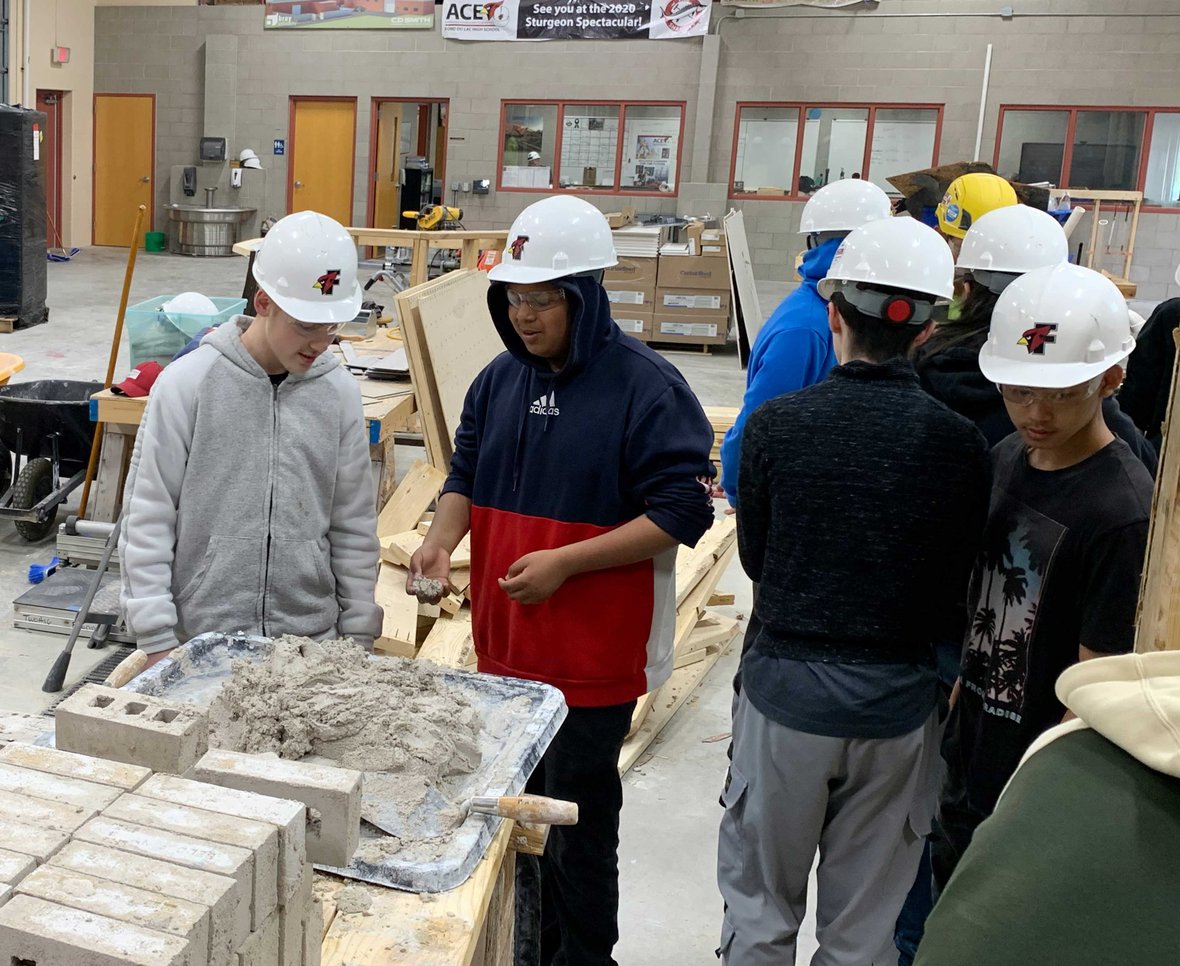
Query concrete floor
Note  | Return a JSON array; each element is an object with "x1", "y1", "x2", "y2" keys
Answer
[{"x1": 0, "y1": 248, "x2": 810, "y2": 962}]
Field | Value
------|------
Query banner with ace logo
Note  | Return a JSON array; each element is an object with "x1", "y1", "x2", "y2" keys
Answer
[{"x1": 442, "y1": 0, "x2": 711, "y2": 40}]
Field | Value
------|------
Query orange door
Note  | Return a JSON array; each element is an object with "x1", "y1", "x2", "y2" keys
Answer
[
  {"x1": 372, "y1": 102, "x2": 401, "y2": 231},
  {"x1": 289, "y1": 98, "x2": 356, "y2": 226},
  {"x1": 93, "y1": 94, "x2": 154, "y2": 246}
]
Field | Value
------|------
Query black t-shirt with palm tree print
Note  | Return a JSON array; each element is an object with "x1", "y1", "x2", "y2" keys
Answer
[{"x1": 956, "y1": 433, "x2": 1153, "y2": 816}]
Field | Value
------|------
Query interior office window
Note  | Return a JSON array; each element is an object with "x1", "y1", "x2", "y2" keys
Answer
[
  {"x1": 619, "y1": 105, "x2": 682, "y2": 192},
  {"x1": 558, "y1": 105, "x2": 619, "y2": 189},
  {"x1": 502, "y1": 103, "x2": 558, "y2": 189},
  {"x1": 1070, "y1": 110, "x2": 1145, "y2": 190},
  {"x1": 996, "y1": 110, "x2": 1069, "y2": 184},
  {"x1": 733, "y1": 106, "x2": 800, "y2": 194},
  {"x1": 1145, "y1": 112, "x2": 1180, "y2": 207},
  {"x1": 868, "y1": 108, "x2": 940, "y2": 192},
  {"x1": 798, "y1": 107, "x2": 869, "y2": 193}
]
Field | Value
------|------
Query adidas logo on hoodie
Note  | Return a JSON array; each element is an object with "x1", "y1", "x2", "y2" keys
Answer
[{"x1": 530, "y1": 391, "x2": 560, "y2": 417}]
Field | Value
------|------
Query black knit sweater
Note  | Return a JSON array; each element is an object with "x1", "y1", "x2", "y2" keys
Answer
[{"x1": 738, "y1": 358, "x2": 991, "y2": 664}]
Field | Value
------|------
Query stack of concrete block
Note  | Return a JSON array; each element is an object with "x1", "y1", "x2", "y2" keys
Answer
[{"x1": 0, "y1": 729, "x2": 352, "y2": 963}]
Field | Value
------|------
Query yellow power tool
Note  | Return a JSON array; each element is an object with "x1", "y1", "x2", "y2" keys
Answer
[{"x1": 403, "y1": 205, "x2": 463, "y2": 231}]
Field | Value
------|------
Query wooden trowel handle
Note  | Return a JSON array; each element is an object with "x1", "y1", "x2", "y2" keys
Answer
[
  {"x1": 469, "y1": 795, "x2": 578, "y2": 825},
  {"x1": 104, "y1": 650, "x2": 148, "y2": 689}
]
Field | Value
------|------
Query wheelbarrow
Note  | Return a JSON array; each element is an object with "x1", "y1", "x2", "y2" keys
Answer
[{"x1": 0, "y1": 374, "x2": 103, "y2": 541}]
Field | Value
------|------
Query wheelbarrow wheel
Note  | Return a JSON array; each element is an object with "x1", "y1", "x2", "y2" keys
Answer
[
  {"x1": 0, "y1": 446, "x2": 11, "y2": 497},
  {"x1": 13, "y1": 457, "x2": 58, "y2": 542}
]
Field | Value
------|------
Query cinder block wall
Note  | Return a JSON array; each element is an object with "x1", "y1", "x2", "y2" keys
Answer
[{"x1": 94, "y1": 1, "x2": 1180, "y2": 300}]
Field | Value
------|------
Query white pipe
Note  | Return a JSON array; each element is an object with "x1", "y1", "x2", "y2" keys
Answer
[
  {"x1": 973, "y1": 43, "x2": 993, "y2": 162},
  {"x1": 21, "y1": 0, "x2": 31, "y2": 107}
]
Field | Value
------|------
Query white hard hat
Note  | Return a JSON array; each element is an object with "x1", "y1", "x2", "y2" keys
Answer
[
  {"x1": 527, "y1": 151, "x2": 541, "y2": 162},
  {"x1": 956, "y1": 206, "x2": 1068, "y2": 293},
  {"x1": 818, "y1": 217, "x2": 954, "y2": 305},
  {"x1": 239, "y1": 148, "x2": 262, "y2": 170},
  {"x1": 239, "y1": 148, "x2": 258, "y2": 162},
  {"x1": 980, "y1": 263, "x2": 1136, "y2": 389},
  {"x1": 800, "y1": 179, "x2": 892, "y2": 234},
  {"x1": 1129, "y1": 309, "x2": 1146, "y2": 339},
  {"x1": 251, "y1": 210, "x2": 363, "y2": 324},
  {"x1": 488, "y1": 196, "x2": 617, "y2": 284},
  {"x1": 162, "y1": 292, "x2": 218, "y2": 316}
]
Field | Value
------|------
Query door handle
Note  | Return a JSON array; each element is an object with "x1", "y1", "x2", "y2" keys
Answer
[
  {"x1": 294, "y1": 180, "x2": 304, "y2": 188},
  {"x1": 140, "y1": 176, "x2": 151, "y2": 183}
]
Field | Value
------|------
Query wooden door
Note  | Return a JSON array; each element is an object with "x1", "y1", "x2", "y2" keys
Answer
[
  {"x1": 289, "y1": 98, "x2": 356, "y2": 226},
  {"x1": 372, "y1": 101, "x2": 401, "y2": 230},
  {"x1": 93, "y1": 94, "x2": 154, "y2": 246},
  {"x1": 36, "y1": 91, "x2": 64, "y2": 248}
]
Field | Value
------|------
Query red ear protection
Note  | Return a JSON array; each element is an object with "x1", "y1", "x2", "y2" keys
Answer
[{"x1": 882, "y1": 295, "x2": 917, "y2": 325}]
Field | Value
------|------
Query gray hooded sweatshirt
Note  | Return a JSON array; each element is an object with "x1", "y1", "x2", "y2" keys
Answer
[{"x1": 120, "y1": 317, "x2": 382, "y2": 653}]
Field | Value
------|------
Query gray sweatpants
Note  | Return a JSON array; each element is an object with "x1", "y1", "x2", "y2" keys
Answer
[{"x1": 717, "y1": 693, "x2": 939, "y2": 966}]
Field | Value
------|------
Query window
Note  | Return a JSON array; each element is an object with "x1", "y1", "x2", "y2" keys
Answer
[
  {"x1": 731, "y1": 103, "x2": 943, "y2": 199},
  {"x1": 498, "y1": 100, "x2": 685, "y2": 195},
  {"x1": 1145, "y1": 113, "x2": 1180, "y2": 207},
  {"x1": 996, "y1": 106, "x2": 1157, "y2": 195}
]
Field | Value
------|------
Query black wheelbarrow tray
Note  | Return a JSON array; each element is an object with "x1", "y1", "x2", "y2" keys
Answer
[{"x1": 0, "y1": 380, "x2": 104, "y2": 541}]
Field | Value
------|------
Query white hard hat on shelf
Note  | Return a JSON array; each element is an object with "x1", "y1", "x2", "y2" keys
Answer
[
  {"x1": 800, "y1": 179, "x2": 892, "y2": 234},
  {"x1": 488, "y1": 196, "x2": 617, "y2": 284},
  {"x1": 956, "y1": 205, "x2": 1068, "y2": 293},
  {"x1": 251, "y1": 210, "x2": 362, "y2": 324},
  {"x1": 527, "y1": 151, "x2": 542, "y2": 162},
  {"x1": 239, "y1": 148, "x2": 262, "y2": 170},
  {"x1": 980, "y1": 263, "x2": 1136, "y2": 388},
  {"x1": 818, "y1": 217, "x2": 955, "y2": 318}
]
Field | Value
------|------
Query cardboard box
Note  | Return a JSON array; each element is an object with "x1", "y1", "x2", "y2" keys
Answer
[
  {"x1": 604, "y1": 206, "x2": 636, "y2": 229},
  {"x1": 756, "y1": 186, "x2": 788, "y2": 196},
  {"x1": 611, "y1": 308, "x2": 654, "y2": 339},
  {"x1": 604, "y1": 255, "x2": 658, "y2": 291},
  {"x1": 604, "y1": 287, "x2": 654, "y2": 310},
  {"x1": 651, "y1": 309, "x2": 729, "y2": 345},
  {"x1": 684, "y1": 224, "x2": 726, "y2": 257},
  {"x1": 656, "y1": 287, "x2": 731, "y2": 317},
  {"x1": 657, "y1": 254, "x2": 731, "y2": 290}
]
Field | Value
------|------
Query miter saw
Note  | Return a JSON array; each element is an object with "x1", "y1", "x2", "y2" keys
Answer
[{"x1": 403, "y1": 204, "x2": 464, "y2": 231}]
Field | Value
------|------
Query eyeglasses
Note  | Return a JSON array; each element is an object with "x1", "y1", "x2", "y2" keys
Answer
[
  {"x1": 288, "y1": 318, "x2": 345, "y2": 337},
  {"x1": 506, "y1": 289, "x2": 565, "y2": 311},
  {"x1": 998, "y1": 376, "x2": 1103, "y2": 407}
]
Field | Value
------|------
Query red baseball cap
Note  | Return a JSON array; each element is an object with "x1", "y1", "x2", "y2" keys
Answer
[{"x1": 111, "y1": 361, "x2": 164, "y2": 398}]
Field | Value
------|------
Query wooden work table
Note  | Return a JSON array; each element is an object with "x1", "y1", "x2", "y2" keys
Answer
[{"x1": 0, "y1": 711, "x2": 516, "y2": 966}]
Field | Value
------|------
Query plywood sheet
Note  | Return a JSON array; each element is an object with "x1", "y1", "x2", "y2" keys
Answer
[{"x1": 724, "y1": 210, "x2": 763, "y2": 368}]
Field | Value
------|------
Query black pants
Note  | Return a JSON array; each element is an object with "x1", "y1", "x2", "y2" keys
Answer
[{"x1": 515, "y1": 701, "x2": 636, "y2": 966}]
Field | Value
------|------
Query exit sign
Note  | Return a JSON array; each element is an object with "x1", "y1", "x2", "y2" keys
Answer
[{"x1": 51, "y1": 46, "x2": 70, "y2": 65}]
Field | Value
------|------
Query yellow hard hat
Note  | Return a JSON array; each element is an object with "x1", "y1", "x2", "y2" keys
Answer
[{"x1": 936, "y1": 173, "x2": 1018, "y2": 239}]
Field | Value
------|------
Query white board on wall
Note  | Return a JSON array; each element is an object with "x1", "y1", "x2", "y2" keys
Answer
[{"x1": 869, "y1": 120, "x2": 938, "y2": 191}]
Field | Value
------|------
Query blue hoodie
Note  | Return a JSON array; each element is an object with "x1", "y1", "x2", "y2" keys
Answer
[
  {"x1": 720, "y1": 237, "x2": 841, "y2": 503},
  {"x1": 442, "y1": 275, "x2": 715, "y2": 706}
]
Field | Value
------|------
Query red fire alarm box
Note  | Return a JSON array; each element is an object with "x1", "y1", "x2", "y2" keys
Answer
[{"x1": 51, "y1": 46, "x2": 70, "y2": 65}]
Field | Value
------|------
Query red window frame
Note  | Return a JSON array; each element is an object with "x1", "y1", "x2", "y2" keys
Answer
[
  {"x1": 994, "y1": 104, "x2": 1180, "y2": 212},
  {"x1": 496, "y1": 99, "x2": 687, "y2": 197},
  {"x1": 728, "y1": 102, "x2": 945, "y2": 201}
]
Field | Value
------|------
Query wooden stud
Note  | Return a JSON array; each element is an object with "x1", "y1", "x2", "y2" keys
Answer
[{"x1": 376, "y1": 459, "x2": 447, "y2": 540}]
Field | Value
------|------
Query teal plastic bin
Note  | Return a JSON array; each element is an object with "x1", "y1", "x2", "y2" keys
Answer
[{"x1": 126, "y1": 295, "x2": 246, "y2": 368}]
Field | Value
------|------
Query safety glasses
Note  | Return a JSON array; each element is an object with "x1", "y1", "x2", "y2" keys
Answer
[
  {"x1": 998, "y1": 376, "x2": 1103, "y2": 407},
  {"x1": 506, "y1": 289, "x2": 566, "y2": 311},
  {"x1": 288, "y1": 318, "x2": 346, "y2": 338}
]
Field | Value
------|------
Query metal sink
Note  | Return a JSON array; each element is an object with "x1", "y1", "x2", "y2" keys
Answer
[{"x1": 166, "y1": 205, "x2": 257, "y2": 256}]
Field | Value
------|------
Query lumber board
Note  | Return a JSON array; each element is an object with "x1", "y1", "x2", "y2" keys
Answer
[
  {"x1": 675, "y1": 518, "x2": 738, "y2": 608},
  {"x1": 396, "y1": 274, "x2": 457, "y2": 469},
  {"x1": 708, "y1": 592, "x2": 736, "y2": 607},
  {"x1": 618, "y1": 618, "x2": 741, "y2": 775},
  {"x1": 375, "y1": 563, "x2": 418, "y2": 651},
  {"x1": 417, "y1": 612, "x2": 476, "y2": 669},
  {"x1": 1136, "y1": 328, "x2": 1180, "y2": 652},
  {"x1": 377, "y1": 460, "x2": 448, "y2": 539},
  {"x1": 413, "y1": 271, "x2": 501, "y2": 464},
  {"x1": 382, "y1": 530, "x2": 472, "y2": 570},
  {"x1": 675, "y1": 615, "x2": 740, "y2": 670},
  {"x1": 318, "y1": 820, "x2": 512, "y2": 966}
]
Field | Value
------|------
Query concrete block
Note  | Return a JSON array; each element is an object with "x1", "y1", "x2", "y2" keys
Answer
[
  {"x1": 278, "y1": 868, "x2": 312, "y2": 966},
  {"x1": 18, "y1": 865, "x2": 211, "y2": 965},
  {"x1": 53, "y1": 840, "x2": 249, "y2": 966},
  {"x1": 0, "y1": 846, "x2": 36, "y2": 886},
  {"x1": 55, "y1": 684, "x2": 209, "y2": 775},
  {"x1": 0, "y1": 760, "x2": 122, "y2": 811},
  {"x1": 192, "y1": 751, "x2": 361, "y2": 868},
  {"x1": 235, "y1": 910, "x2": 279, "y2": 966},
  {"x1": 0, "y1": 739, "x2": 151, "y2": 790},
  {"x1": 0, "y1": 893, "x2": 196, "y2": 965},
  {"x1": 0, "y1": 787, "x2": 98, "y2": 833},
  {"x1": 0, "y1": 817, "x2": 70, "y2": 863},
  {"x1": 105, "y1": 792, "x2": 279, "y2": 930},
  {"x1": 303, "y1": 897, "x2": 323, "y2": 966},
  {"x1": 138, "y1": 774, "x2": 307, "y2": 906}
]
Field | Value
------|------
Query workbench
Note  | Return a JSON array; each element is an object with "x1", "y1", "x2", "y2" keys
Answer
[
  {"x1": 85, "y1": 369, "x2": 415, "y2": 524},
  {"x1": 0, "y1": 710, "x2": 517, "y2": 966}
]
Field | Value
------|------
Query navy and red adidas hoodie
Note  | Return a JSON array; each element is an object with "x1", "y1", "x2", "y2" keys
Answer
[{"x1": 442, "y1": 275, "x2": 715, "y2": 707}]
